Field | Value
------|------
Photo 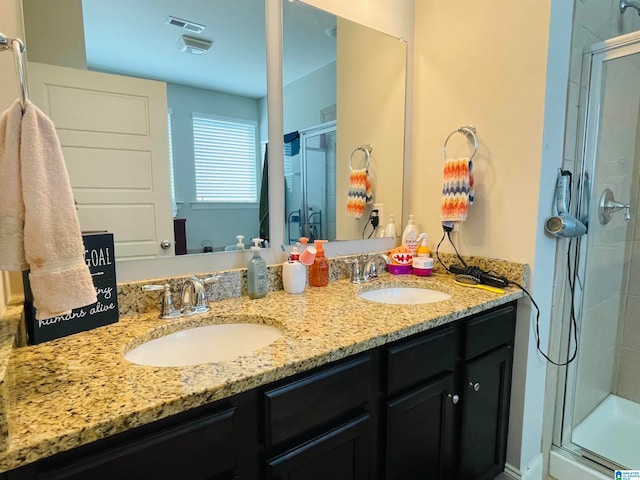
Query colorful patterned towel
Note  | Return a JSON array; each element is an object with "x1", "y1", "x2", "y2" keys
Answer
[
  {"x1": 441, "y1": 157, "x2": 474, "y2": 223},
  {"x1": 346, "y1": 168, "x2": 373, "y2": 218}
]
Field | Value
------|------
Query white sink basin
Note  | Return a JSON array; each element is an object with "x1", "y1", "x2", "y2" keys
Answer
[
  {"x1": 359, "y1": 287, "x2": 451, "y2": 304},
  {"x1": 124, "y1": 323, "x2": 282, "y2": 367}
]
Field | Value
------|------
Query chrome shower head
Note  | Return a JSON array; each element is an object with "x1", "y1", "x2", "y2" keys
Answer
[{"x1": 620, "y1": 0, "x2": 640, "y2": 15}]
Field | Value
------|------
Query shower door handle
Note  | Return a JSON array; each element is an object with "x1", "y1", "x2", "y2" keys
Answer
[{"x1": 599, "y1": 188, "x2": 631, "y2": 224}]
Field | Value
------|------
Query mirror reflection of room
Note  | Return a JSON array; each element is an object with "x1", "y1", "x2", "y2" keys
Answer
[
  {"x1": 21, "y1": 0, "x2": 408, "y2": 258},
  {"x1": 21, "y1": 0, "x2": 268, "y2": 258},
  {"x1": 283, "y1": 1, "x2": 407, "y2": 245}
]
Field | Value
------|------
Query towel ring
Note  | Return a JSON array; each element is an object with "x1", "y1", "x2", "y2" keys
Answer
[
  {"x1": 349, "y1": 144, "x2": 372, "y2": 171},
  {"x1": 0, "y1": 33, "x2": 29, "y2": 110},
  {"x1": 443, "y1": 125, "x2": 478, "y2": 161}
]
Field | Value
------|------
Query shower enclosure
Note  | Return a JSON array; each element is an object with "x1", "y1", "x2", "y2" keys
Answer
[
  {"x1": 553, "y1": 30, "x2": 640, "y2": 473},
  {"x1": 284, "y1": 122, "x2": 336, "y2": 244}
]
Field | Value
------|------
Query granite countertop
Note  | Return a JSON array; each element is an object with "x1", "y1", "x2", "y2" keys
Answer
[{"x1": 0, "y1": 273, "x2": 524, "y2": 473}]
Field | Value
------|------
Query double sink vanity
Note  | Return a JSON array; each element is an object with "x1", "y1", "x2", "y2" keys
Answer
[{"x1": 0, "y1": 258, "x2": 526, "y2": 479}]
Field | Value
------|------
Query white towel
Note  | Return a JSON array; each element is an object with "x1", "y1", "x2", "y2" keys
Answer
[{"x1": 0, "y1": 99, "x2": 97, "y2": 320}]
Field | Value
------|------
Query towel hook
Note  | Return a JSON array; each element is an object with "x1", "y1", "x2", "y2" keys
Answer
[
  {"x1": 443, "y1": 125, "x2": 478, "y2": 162},
  {"x1": 0, "y1": 32, "x2": 29, "y2": 111},
  {"x1": 349, "y1": 144, "x2": 372, "y2": 171}
]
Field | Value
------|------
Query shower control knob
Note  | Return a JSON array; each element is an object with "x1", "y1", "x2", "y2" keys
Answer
[
  {"x1": 448, "y1": 393, "x2": 460, "y2": 404},
  {"x1": 469, "y1": 382, "x2": 481, "y2": 392}
]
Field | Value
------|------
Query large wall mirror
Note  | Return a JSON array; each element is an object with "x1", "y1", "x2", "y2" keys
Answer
[
  {"x1": 282, "y1": 2, "x2": 407, "y2": 245},
  {"x1": 20, "y1": 0, "x2": 407, "y2": 269}
]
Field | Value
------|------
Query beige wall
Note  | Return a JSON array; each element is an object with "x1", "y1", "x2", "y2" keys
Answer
[
  {"x1": 335, "y1": 16, "x2": 406, "y2": 239},
  {"x1": 412, "y1": 1, "x2": 549, "y2": 263},
  {"x1": 22, "y1": 0, "x2": 86, "y2": 69}
]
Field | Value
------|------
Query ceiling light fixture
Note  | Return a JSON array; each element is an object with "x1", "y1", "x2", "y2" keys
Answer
[{"x1": 176, "y1": 35, "x2": 213, "y2": 55}]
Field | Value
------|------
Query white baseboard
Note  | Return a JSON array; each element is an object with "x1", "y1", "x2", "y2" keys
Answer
[
  {"x1": 504, "y1": 453, "x2": 544, "y2": 480},
  {"x1": 549, "y1": 451, "x2": 610, "y2": 480}
]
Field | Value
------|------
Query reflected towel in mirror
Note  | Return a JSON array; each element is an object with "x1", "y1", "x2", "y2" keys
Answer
[{"x1": 346, "y1": 168, "x2": 373, "y2": 218}]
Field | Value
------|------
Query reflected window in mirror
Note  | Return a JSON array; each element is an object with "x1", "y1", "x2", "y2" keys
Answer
[{"x1": 192, "y1": 114, "x2": 259, "y2": 203}]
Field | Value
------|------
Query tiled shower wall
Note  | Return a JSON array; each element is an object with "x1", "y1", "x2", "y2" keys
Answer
[
  {"x1": 617, "y1": 107, "x2": 640, "y2": 402},
  {"x1": 565, "y1": 0, "x2": 640, "y2": 426}
]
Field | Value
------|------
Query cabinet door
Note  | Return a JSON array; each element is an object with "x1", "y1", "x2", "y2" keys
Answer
[
  {"x1": 266, "y1": 413, "x2": 372, "y2": 480},
  {"x1": 385, "y1": 374, "x2": 455, "y2": 480},
  {"x1": 459, "y1": 346, "x2": 513, "y2": 480},
  {"x1": 36, "y1": 408, "x2": 237, "y2": 480}
]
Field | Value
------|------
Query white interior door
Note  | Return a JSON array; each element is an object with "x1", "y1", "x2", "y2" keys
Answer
[{"x1": 27, "y1": 62, "x2": 174, "y2": 260}]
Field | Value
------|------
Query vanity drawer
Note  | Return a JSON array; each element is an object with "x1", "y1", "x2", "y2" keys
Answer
[
  {"x1": 464, "y1": 305, "x2": 516, "y2": 360},
  {"x1": 263, "y1": 353, "x2": 373, "y2": 448},
  {"x1": 386, "y1": 326, "x2": 456, "y2": 395}
]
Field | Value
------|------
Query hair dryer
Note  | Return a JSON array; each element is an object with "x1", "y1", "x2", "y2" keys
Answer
[{"x1": 544, "y1": 170, "x2": 587, "y2": 238}]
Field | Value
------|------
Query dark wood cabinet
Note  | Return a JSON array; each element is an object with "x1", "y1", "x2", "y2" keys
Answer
[
  {"x1": 459, "y1": 346, "x2": 514, "y2": 480},
  {"x1": 266, "y1": 413, "x2": 373, "y2": 480},
  {"x1": 385, "y1": 374, "x2": 456, "y2": 480},
  {"x1": 3, "y1": 302, "x2": 517, "y2": 480},
  {"x1": 263, "y1": 353, "x2": 376, "y2": 480},
  {"x1": 382, "y1": 304, "x2": 516, "y2": 480}
]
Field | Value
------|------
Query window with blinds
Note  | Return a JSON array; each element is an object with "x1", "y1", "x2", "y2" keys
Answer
[{"x1": 192, "y1": 114, "x2": 258, "y2": 202}]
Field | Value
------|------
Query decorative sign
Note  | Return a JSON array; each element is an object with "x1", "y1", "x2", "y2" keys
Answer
[{"x1": 23, "y1": 233, "x2": 119, "y2": 344}]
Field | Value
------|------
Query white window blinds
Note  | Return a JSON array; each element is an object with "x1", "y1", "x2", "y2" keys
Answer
[{"x1": 192, "y1": 114, "x2": 258, "y2": 202}]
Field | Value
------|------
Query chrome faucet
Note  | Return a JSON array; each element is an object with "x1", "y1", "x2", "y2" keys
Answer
[
  {"x1": 363, "y1": 253, "x2": 392, "y2": 280},
  {"x1": 344, "y1": 253, "x2": 392, "y2": 283},
  {"x1": 180, "y1": 276, "x2": 217, "y2": 316}
]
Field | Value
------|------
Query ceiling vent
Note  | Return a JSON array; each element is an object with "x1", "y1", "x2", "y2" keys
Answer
[
  {"x1": 176, "y1": 35, "x2": 213, "y2": 55},
  {"x1": 165, "y1": 16, "x2": 206, "y2": 34}
]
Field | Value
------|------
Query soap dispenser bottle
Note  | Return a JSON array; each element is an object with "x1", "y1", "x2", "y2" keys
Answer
[
  {"x1": 384, "y1": 213, "x2": 397, "y2": 238},
  {"x1": 412, "y1": 233, "x2": 434, "y2": 276},
  {"x1": 282, "y1": 241, "x2": 307, "y2": 294},
  {"x1": 401, "y1": 214, "x2": 420, "y2": 257},
  {"x1": 309, "y1": 240, "x2": 329, "y2": 287},
  {"x1": 236, "y1": 235, "x2": 245, "y2": 250},
  {"x1": 247, "y1": 238, "x2": 268, "y2": 299}
]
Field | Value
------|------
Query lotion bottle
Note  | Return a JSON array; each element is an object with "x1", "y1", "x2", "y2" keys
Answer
[
  {"x1": 282, "y1": 242, "x2": 307, "y2": 294},
  {"x1": 247, "y1": 238, "x2": 267, "y2": 299},
  {"x1": 401, "y1": 214, "x2": 420, "y2": 257},
  {"x1": 412, "y1": 233, "x2": 434, "y2": 276},
  {"x1": 309, "y1": 240, "x2": 329, "y2": 287}
]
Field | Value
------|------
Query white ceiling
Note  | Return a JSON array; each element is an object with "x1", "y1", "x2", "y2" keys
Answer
[{"x1": 81, "y1": 0, "x2": 337, "y2": 99}]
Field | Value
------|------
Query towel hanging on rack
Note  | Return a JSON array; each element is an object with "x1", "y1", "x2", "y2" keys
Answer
[
  {"x1": 441, "y1": 126, "x2": 477, "y2": 225},
  {"x1": 441, "y1": 157, "x2": 474, "y2": 223},
  {"x1": 346, "y1": 145, "x2": 373, "y2": 218},
  {"x1": 0, "y1": 99, "x2": 97, "y2": 319},
  {"x1": 346, "y1": 169, "x2": 373, "y2": 218}
]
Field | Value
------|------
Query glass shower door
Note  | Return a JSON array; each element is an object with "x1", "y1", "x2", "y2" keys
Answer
[
  {"x1": 557, "y1": 32, "x2": 640, "y2": 471},
  {"x1": 284, "y1": 122, "x2": 336, "y2": 244}
]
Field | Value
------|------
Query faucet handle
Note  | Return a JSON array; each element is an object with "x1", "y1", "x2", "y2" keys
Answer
[
  {"x1": 194, "y1": 275, "x2": 219, "y2": 312},
  {"x1": 141, "y1": 284, "x2": 181, "y2": 319},
  {"x1": 343, "y1": 258, "x2": 364, "y2": 284},
  {"x1": 364, "y1": 253, "x2": 392, "y2": 280}
]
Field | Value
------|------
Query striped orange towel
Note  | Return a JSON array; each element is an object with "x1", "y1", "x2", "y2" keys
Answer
[
  {"x1": 441, "y1": 157, "x2": 474, "y2": 223},
  {"x1": 346, "y1": 168, "x2": 373, "y2": 218}
]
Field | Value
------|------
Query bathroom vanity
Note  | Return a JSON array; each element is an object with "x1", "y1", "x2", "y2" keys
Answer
[{"x1": 0, "y1": 274, "x2": 522, "y2": 479}]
